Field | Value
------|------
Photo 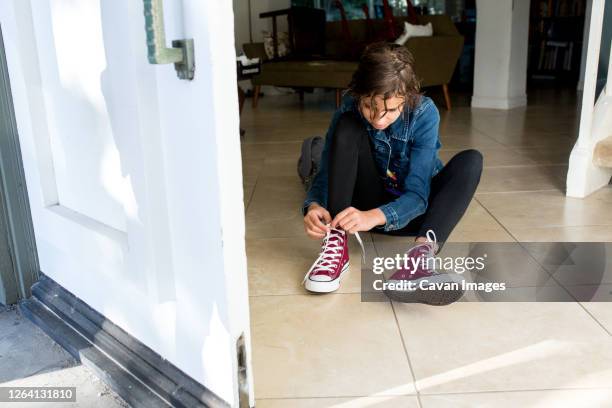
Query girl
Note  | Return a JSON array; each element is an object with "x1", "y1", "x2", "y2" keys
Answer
[{"x1": 301, "y1": 42, "x2": 483, "y2": 305}]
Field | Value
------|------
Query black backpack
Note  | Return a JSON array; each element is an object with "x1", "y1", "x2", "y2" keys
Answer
[{"x1": 297, "y1": 136, "x2": 324, "y2": 192}]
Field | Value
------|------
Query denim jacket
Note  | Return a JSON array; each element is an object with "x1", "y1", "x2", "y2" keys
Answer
[{"x1": 302, "y1": 94, "x2": 444, "y2": 232}]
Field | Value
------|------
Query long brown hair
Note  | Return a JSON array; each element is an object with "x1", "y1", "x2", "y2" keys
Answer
[{"x1": 347, "y1": 42, "x2": 421, "y2": 118}]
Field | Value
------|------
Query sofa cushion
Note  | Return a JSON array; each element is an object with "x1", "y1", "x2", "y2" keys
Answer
[
  {"x1": 394, "y1": 22, "x2": 433, "y2": 45},
  {"x1": 261, "y1": 60, "x2": 357, "y2": 73}
]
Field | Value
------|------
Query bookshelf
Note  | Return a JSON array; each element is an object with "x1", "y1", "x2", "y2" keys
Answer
[{"x1": 528, "y1": 0, "x2": 586, "y2": 83}]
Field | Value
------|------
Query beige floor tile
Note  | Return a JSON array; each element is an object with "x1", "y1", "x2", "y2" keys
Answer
[
  {"x1": 392, "y1": 302, "x2": 612, "y2": 394},
  {"x1": 240, "y1": 118, "x2": 331, "y2": 143},
  {"x1": 582, "y1": 302, "x2": 612, "y2": 334},
  {"x1": 243, "y1": 181, "x2": 256, "y2": 211},
  {"x1": 242, "y1": 156, "x2": 263, "y2": 186},
  {"x1": 476, "y1": 187, "x2": 612, "y2": 229},
  {"x1": 471, "y1": 113, "x2": 530, "y2": 137},
  {"x1": 259, "y1": 156, "x2": 299, "y2": 178},
  {"x1": 256, "y1": 396, "x2": 419, "y2": 408},
  {"x1": 564, "y1": 284, "x2": 612, "y2": 302},
  {"x1": 247, "y1": 233, "x2": 373, "y2": 296},
  {"x1": 241, "y1": 141, "x2": 303, "y2": 159},
  {"x1": 366, "y1": 200, "x2": 515, "y2": 243},
  {"x1": 443, "y1": 242, "x2": 556, "y2": 288},
  {"x1": 459, "y1": 284, "x2": 574, "y2": 302},
  {"x1": 447, "y1": 199, "x2": 516, "y2": 242},
  {"x1": 470, "y1": 110, "x2": 578, "y2": 140},
  {"x1": 250, "y1": 294, "x2": 416, "y2": 399},
  {"x1": 246, "y1": 175, "x2": 307, "y2": 238},
  {"x1": 246, "y1": 213, "x2": 304, "y2": 239},
  {"x1": 520, "y1": 242, "x2": 612, "y2": 286},
  {"x1": 370, "y1": 230, "x2": 516, "y2": 247},
  {"x1": 421, "y1": 389, "x2": 612, "y2": 408},
  {"x1": 370, "y1": 234, "x2": 418, "y2": 255},
  {"x1": 512, "y1": 145, "x2": 572, "y2": 165},
  {"x1": 510, "y1": 225, "x2": 612, "y2": 242},
  {"x1": 447, "y1": 229, "x2": 516, "y2": 242},
  {"x1": 241, "y1": 143, "x2": 268, "y2": 162},
  {"x1": 481, "y1": 132, "x2": 576, "y2": 149},
  {"x1": 439, "y1": 132, "x2": 505, "y2": 150},
  {"x1": 455, "y1": 198, "x2": 508, "y2": 227},
  {"x1": 477, "y1": 165, "x2": 567, "y2": 193},
  {"x1": 439, "y1": 147, "x2": 537, "y2": 167}
]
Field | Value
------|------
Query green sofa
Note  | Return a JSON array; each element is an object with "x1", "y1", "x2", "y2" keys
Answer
[{"x1": 244, "y1": 15, "x2": 464, "y2": 110}]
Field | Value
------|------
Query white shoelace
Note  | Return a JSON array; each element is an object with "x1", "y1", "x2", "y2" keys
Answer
[
  {"x1": 302, "y1": 226, "x2": 366, "y2": 284},
  {"x1": 418, "y1": 229, "x2": 439, "y2": 274},
  {"x1": 425, "y1": 229, "x2": 437, "y2": 255}
]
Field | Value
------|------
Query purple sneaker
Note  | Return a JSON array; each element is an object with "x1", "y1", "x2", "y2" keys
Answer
[{"x1": 383, "y1": 230, "x2": 464, "y2": 305}]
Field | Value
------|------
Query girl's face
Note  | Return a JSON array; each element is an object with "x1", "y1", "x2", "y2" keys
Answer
[{"x1": 359, "y1": 94, "x2": 405, "y2": 130}]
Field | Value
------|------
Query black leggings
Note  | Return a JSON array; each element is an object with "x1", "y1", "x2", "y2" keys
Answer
[{"x1": 327, "y1": 112, "x2": 483, "y2": 245}]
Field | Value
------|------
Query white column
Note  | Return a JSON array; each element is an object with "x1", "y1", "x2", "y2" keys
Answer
[{"x1": 472, "y1": 0, "x2": 530, "y2": 109}]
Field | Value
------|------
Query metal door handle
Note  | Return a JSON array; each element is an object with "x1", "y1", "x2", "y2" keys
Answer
[{"x1": 143, "y1": 0, "x2": 195, "y2": 80}]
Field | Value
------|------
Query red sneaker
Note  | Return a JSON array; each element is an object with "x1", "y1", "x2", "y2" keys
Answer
[
  {"x1": 303, "y1": 227, "x2": 350, "y2": 293},
  {"x1": 384, "y1": 230, "x2": 464, "y2": 305}
]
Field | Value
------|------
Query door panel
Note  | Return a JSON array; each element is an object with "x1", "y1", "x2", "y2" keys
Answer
[
  {"x1": 33, "y1": 0, "x2": 127, "y2": 232},
  {"x1": 1, "y1": 0, "x2": 251, "y2": 405}
]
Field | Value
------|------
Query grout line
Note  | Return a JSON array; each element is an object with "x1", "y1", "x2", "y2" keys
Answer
[
  {"x1": 254, "y1": 395, "x2": 418, "y2": 401},
  {"x1": 482, "y1": 203, "x2": 612, "y2": 337},
  {"x1": 479, "y1": 163, "x2": 569, "y2": 169},
  {"x1": 247, "y1": 281, "x2": 601, "y2": 298},
  {"x1": 248, "y1": 291, "x2": 363, "y2": 298},
  {"x1": 390, "y1": 301, "x2": 424, "y2": 408},
  {"x1": 576, "y1": 302, "x2": 612, "y2": 337},
  {"x1": 253, "y1": 386, "x2": 612, "y2": 401},
  {"x1": 372, "y1": 235, "x2": 424, "y2": 406},
  {"x1": 418, "y1": 386, "x2": 612, "y2": 397},
  {"x1": 241, "y1": 140, "x2": 304, "y2": 146},
  {"x1": 474, "y1": 188, "x2": 560, "y2": 195},
  {"x1": 473, "y1": 196, "x2": 519, "y2": 243},
  {"x1": 467, "y1": 126, "x2": 514, "y2": 148},
  {"x1": 244, "y1": 174, "x2": 259, "y2": 213},
  {"x1": 474, "y1": 165, "x2": 570, "y2": 171},
  {"x1": 471, "y1": 196, "x2": 585, "y2": 305}
]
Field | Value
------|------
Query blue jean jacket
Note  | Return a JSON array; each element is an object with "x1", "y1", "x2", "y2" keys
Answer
[{"x1": 303, "y1": 94, "x2": 444, "y2": 232}]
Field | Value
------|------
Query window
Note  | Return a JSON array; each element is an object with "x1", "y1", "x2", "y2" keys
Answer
[{"x1": 291, "y1": 0, "x2": 409, "y2": 21}]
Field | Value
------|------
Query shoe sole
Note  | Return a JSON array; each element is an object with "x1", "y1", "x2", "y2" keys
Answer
[
  {"x1": 305, "y1": 262, "x2": 350, "y2": 293},
  {"x1": 383, "y1": 274, "x2": 465, "y2": 306}
]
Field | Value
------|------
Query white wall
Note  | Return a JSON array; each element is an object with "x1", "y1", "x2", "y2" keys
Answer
[
  {"x1": 233, "y1": 0, "x2": 290, "y2": 54},
  {"x1": 233, "y1": 0, "x2": 292, "y2": 94},
  {"x1": 472, "y1": 0, "x2": 530, "y2": 109}
]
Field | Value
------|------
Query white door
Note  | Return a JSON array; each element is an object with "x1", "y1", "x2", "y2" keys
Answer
[{"x1": 0, "y1": 0, "x2": 252, "y2": 406}]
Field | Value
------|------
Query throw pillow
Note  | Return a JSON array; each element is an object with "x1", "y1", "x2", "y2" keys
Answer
[
  {"x1": 394, "y1": 22, "x2": 433, "y2": 45},
  {"x1": 262, "y1": 31, "x2": 290, "y2": 59}
]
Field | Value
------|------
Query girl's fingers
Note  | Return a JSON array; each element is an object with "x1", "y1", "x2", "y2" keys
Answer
[
  {"x1": 307, "y1": 217, "x2": 328, "y2": 235},
  {"x1": 340, "y1": 215, "x2": 358, "y2": 231},
  {"x1": 306, "y1": 227, "x2": 325, "y2": 240},
  {"x1": 344, "y1": 220, "x2": 359, "y2": 234},
  {"x1": 309, "y1": 214, "x2": 329, "y2": 233},
  {"x1": 322, "y1": 210, "x2": 332, "y2": 224},
  {"x1": 332, "y1": 208, "x2": 354, "y2": 228}
]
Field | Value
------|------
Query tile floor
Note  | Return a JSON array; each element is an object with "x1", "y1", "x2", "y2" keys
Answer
[{"x1": 240, "y1": 88, "x2": 612, "y2": 408}]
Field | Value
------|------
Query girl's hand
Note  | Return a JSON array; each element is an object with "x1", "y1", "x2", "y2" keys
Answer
[
  {"x1": 331, "y1": 207, "x2": 386, "y2": 234},
  {"x1": 304, "y1": 203, "x2": 332, "y2": 240}
]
